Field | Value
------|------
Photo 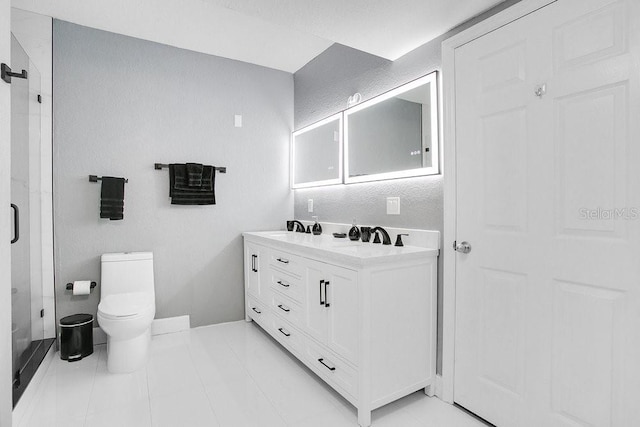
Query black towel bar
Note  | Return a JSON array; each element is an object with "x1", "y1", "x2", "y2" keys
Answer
[
  {"x1": 154, "y1": 163, "x2": 226, "y2": 173},
  {"x1": 66, "y1": 282, "x2": 97, "y2": 290},
  {"x1": 89, "y1": 175, "x2": 128, "y2": 183}
]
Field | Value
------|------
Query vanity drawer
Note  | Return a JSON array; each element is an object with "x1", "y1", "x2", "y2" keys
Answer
[
  {"x1": 303, "y1": 340, "x2": 358, "y2": 399},
  {"x1": 247, "y1": 297, "x2": 269, "y2": 330},
  {"x1": 270, "y1": 269, "x2": 303, "y2": 303},
  {"x1": 269, "y1": 316, "x2": 304, "y2": 357},
  {"x1": 269, "y1": 250, "x2": 303, "y2": 278},
  {"x1": 270, "y1": 293, "x2": 303, "y2": 329}
]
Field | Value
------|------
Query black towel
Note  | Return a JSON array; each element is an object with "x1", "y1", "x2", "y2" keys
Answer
[
  {"x1": 100, "y1": 177, "x2": 125, "y2": 220},
  {"x1": 186, "y1": 163, "x2": 203, "y2": 187},
  {"x1": 169, "y1": 164, "x2": 216, "y2": 205}
]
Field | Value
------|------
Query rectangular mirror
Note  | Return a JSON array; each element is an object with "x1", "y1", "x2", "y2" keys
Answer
[
  {"x1": 344, "y1": 73, "x2": 439, "y2": 183},
  {"x1": 291, "y1": 113, "x2": 343, "y2": 189}
]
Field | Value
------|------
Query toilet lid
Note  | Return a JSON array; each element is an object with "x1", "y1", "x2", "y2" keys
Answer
[{"x1": 98, "y1": 292, "x2": 154, "y2": 317}]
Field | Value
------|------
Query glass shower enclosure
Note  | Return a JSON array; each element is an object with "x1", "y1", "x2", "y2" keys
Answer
[{"x1": 10, "y1": 34, "x2": 54, "y2": 407}]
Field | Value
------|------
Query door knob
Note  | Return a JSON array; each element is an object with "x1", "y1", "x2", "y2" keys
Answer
[{"x1": 455, "y1": 241, "x2": 472, "y2": 254}]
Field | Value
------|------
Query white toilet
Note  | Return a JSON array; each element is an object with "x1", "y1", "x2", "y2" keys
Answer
[{"x1": 97, "y1": 252, "x2": 155, "y2": 373}]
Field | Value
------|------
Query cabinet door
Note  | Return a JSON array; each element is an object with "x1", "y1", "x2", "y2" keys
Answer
[
  {"x1": 325, "y1": 265, "x2": 358, "y2": 363},
  {"x1": 303, "y1": 261, "x2": 328, "y2": 345},
  {"x1": 245, "y1": 242, "x2": 269, "y2": 303}
]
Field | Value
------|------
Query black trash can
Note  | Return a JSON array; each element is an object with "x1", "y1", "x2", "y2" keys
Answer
[{"x1": 59, "y1": 314, "x2": 94, "y2": 362}]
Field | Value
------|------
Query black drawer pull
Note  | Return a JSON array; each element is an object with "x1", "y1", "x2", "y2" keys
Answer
[
  {"x1": 319, "y1": 280, "x2": 325, "y2": 305},
  {"x1": 318, "y1": 358, "x2": 336, "y2": 371},
  {"x1": 277, "y1": 280, "x2": 290, "y2": 288},
  {"x1": 251, "y1": 307, "x2": 261, "y2": 314},
  {"x1": 276, "y1": 258, "x2": 289, "y2": 264},
  {"x1": 278, "y1": 327, "x2": 290, "y2": 337},
  {"x1": 277, "y1": 304, "x2": 290, "y2": 312}
]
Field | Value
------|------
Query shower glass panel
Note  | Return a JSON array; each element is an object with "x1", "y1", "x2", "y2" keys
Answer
[{"x1": 10, "y1": 34, "x2": 51, "y2": 407}]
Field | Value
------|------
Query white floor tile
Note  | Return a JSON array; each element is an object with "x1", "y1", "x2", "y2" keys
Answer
[
  {"x1": 203, "y1": 377, "x2": 286, "y2": 427},
  {"x1": 84, "y1": 397, "x2": 152, "y2": 427},
  {"x1": 150, "y1": 387, "x2": 219, "y2": 427},
  {"x1": 20, "y1": 321, "x2": 488, "y2": 427}
]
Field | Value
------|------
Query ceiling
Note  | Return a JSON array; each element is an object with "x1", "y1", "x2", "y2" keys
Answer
[{"x1": 13, "y1": 0, "x2": 505, "y2": 73}]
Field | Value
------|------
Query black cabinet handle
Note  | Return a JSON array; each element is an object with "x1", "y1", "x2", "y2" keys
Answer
[
  {"x1": 276, "y1": 258, "x2": 289, "y2": 264},
  {"x1": 251, "y1": 307, "x2": 261, "y2": 314},
  {"x1": 251, "y1": 254, "x2": 258, "y2": 272},
  {"x1": 318, "y1": 358, "x2": 336, "y2": 371},
  {"x1": 277, "y1": 304, "x2": 290, "y2": 313},
  {"x1": 319, "y1": 280, "x2": 325, "y2": 305},
  {"x1": 278, "y1": 327, "x2": 290, "y2": 337},
  {"x1": 324, "y1": 281, "x2": 330, "y2": 307},
  {"x1": 10, "y1": 204, "x2": 19, "y2": 244},
  {"x1": 277, "y1": 280, "x2": 290, "y2": 288}
]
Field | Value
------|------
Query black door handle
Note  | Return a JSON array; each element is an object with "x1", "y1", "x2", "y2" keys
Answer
[
  {"x1": 319, "y1": 280, "x2": 325, "y2": 305},
  {"x1": 324, "y1": 281, "x2": 330, "y2": 307},
  {"x1": 318, "y1": 358, "x2": 336, "y2": 371},
  {"x1": 277, "y1": 304, "x2": 290, "y2": 312},
  {"x1": 251, "y1": 307, "x2": 261, "y2": 314},
  {"x1": 278, "y1": 327, "x2": 290, "y2": 337},
  {"x1": 10, "y1": 204, "x2": 19, "y2": 244}
]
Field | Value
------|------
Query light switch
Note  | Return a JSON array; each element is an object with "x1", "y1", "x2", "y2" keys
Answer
[
  {"x1": 234, "y1": 114, "x2": 242, "y2": 128},
  {"x1": 308, "y1": 199, "x2": 314, "y2": 213},
  {"x1": 387, "y1": 197, "x2": 400, "y2": 215}
]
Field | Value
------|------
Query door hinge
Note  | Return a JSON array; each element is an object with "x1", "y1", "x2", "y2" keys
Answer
[
  {"x1": 1, "y1": 63, "x2": 28, "y2": 84},
  {"x1": 452, "y1": 240, "x2": 457, "y2": 250},
  {"x1": 40, "y1": 309, "x2": 44, "y2": 318},
  {"x1": 37, "y1": 94, "x2": 42, "y2": 103}
]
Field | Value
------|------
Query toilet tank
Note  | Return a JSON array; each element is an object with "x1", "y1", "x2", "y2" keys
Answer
[{"x1": 100, "y1": 252, "x2": 155, "y2": 298}]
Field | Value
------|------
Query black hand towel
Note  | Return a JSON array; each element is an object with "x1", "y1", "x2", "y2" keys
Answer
[
  {"x1": 100, "y1": 177, "x2": 126, "y2": 220},
  {"x1": 186, "y1": 163, "x2": 203, "y2": 187},
  {"x1": 169, "y1": 164, "x2": 216, "y2": 205}
]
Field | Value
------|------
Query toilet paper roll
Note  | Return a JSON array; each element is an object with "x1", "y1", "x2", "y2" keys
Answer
[{"x1": 72, "y1": 280, "x2": 92, "y2": 296}]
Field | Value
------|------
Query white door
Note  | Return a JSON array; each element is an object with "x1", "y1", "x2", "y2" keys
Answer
[
  {"x1": 303, "y1": 260, "x2": 328, "y2": 344},
  {"x1": 245, "y1": 242, "x2": 264, "y2": 301},
  {"x1": 324, "y1": 264, "x2": 358, "y2": 363},
  {"x1": 454, "y1": 0, "x2": 640, "y2": 425}
]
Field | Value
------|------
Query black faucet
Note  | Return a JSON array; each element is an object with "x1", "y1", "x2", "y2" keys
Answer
[
  {"x1": 287, "y1": 220, "x2": 306, "y2": 233},
  {"x1": 369, "y1": 227, "x2": 392, "y2": 245}
]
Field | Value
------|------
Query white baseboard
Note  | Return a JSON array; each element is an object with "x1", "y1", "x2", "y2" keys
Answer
[
  {"x1": 150, "y1": 315, "x2": 190, "y2": 336},
  {"x1": 12, "y1": 343, "x2": 56, "y2": 426},
  {"x1": 93, "y1": 315, "x2": 191, "y2": 344},
  {"x1": 434, "y1": 374, "x2": 444, "y2": 400}
]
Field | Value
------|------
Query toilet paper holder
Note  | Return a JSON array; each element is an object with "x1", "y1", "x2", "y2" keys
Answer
[{"x1": 66, "y1": 282, "x2": 97, "y2": 291}]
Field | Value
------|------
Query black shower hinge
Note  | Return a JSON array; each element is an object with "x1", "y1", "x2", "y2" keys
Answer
[
  {"x1": 1, "y1": 63, "x2": 28, "y2": 84},
  {"x1": 37, "y1": 94, "x2": 42, "y2": 103}
]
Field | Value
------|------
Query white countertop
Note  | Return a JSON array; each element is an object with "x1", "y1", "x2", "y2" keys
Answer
[{"x1": 243, "y1": 231, "x2": 438, "y2": 267}]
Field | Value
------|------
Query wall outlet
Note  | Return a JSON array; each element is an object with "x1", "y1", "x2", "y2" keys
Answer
[
  {"x1": 386, "y1": 197, "x2": 400, "y2": 215},
  {"x1": 308, "y1": 199, "x2": 313, "y2": 213},
  {"x1": 234, "y1": 114, "x2": 242, "y2": 127}
]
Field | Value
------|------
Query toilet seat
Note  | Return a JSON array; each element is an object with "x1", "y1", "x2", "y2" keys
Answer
[{"x1": 98, "y1": 292, "x2": 154, "y2": 320}]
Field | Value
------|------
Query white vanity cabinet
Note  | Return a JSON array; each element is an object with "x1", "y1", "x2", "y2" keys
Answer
[{"x1": 243, "y1": 231, "x2": 438, "y2": 427}]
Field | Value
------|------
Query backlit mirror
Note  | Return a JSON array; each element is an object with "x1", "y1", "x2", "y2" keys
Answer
[
  {"x1": 291, "y1": 113, "x2": 342, "y2": 188},
  {"x1": 344, "y1": 73, "x2": 439, "y2": 183}
]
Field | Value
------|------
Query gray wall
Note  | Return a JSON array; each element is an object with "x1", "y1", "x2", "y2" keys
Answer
[
  {"x1": 53, "y1": 21, "x2": 293, "y2": 328},
  {"x1": 293, "y1": 0, "x2": 521, "y2": 374}
]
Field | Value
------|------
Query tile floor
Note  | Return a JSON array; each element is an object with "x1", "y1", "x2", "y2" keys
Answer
[{"x1": 17, "y1": 321, "x2": 487, "y2": 427}]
